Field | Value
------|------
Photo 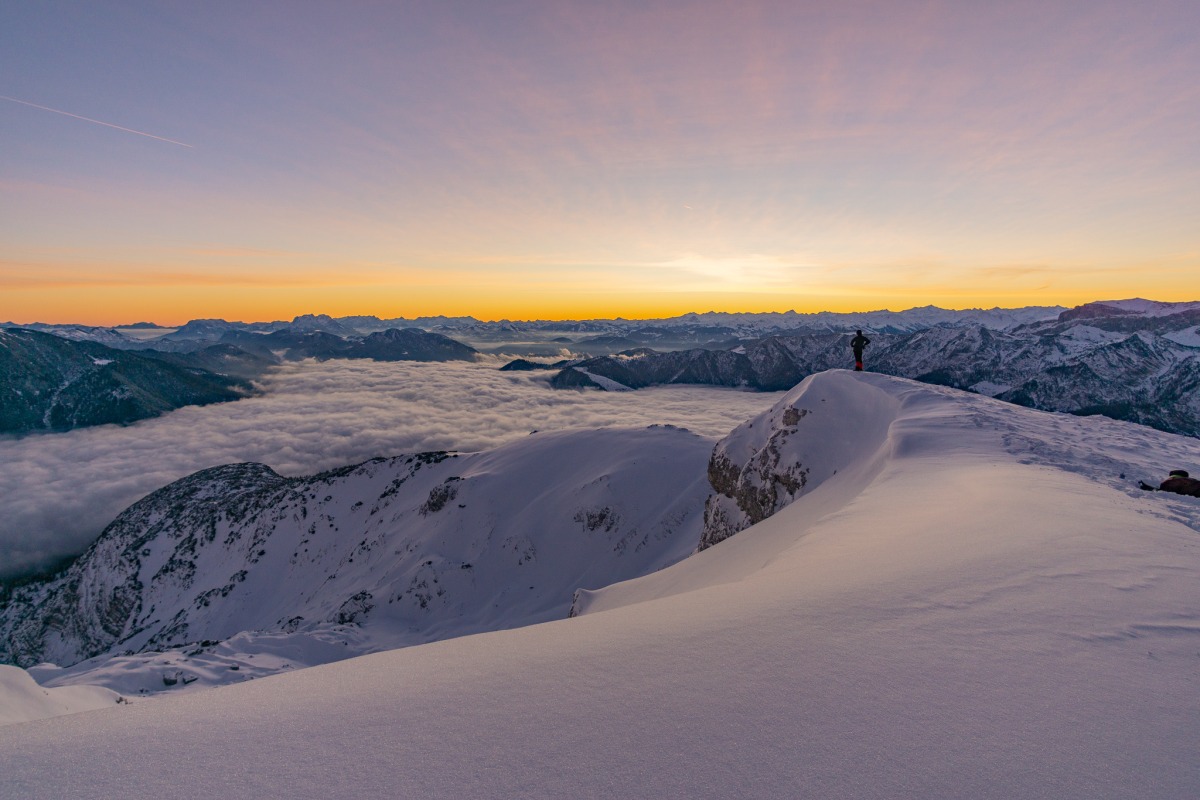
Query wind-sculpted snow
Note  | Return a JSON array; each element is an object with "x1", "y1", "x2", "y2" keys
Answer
[
  {"x1": 0, "y1": 359, "x2": 780, "y2": 579},
  {"x1": 699, "y1": 373, "x2": 900, "y2": 549},
  {"x1": 0, "y1": 426, "x2": 713, "y2": 691},
  {"x1": 4, "y1": 371, "x2": 1200, "y2": 797},
  {"x1": 579, "y1": 370, "x2": 1200, "y2": 618},
  {"x1": 0, "y1": 665, "x2": 122, "y2": 726}
]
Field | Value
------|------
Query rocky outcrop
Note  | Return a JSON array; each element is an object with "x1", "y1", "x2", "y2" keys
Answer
[
  {"x1": 699, "y1": 406, "x2": 814, "y2": 551},
  {"x1": 698, "y1": 372, "x2": 901, "y2": 550}
]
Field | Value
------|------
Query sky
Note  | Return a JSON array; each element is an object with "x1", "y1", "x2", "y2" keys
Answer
[
  {"x1": 2, "y1": 0, "x2": 1198, "y2": 325},
  {"x1": 0, "y1": 359, "x2": 781, "y2": 579}
]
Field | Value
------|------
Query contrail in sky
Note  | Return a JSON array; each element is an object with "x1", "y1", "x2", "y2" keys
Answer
[{"x1": 0, "y1": 94, "x2": 193, "y2": 148}]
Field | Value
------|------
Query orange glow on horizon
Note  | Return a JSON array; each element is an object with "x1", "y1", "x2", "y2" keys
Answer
[
  {"x1": 5, "y1": 280, "x2": 1198, "y2": 328},
  {"x1": 4, "y1": 245, "x2": 1197, "y2": 327}
]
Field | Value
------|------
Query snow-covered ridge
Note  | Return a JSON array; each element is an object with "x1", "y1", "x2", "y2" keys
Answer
[
  {"x1": 3, "y1": 371, "x2": 1200, "y2": 797},
  {"x1": 572, "y1": 370, "x2": 1200, "y2": 621},
  {"x1": 0, "y1": 426, "x2": 713, "y2": 694},
  {"x1": 698, "y1": 371, "x2": 900, "y2": 550}
]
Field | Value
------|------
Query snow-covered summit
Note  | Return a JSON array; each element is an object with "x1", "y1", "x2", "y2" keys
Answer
[{"x1": 698, "y1": 371, "x2": 900, "y2": 549}]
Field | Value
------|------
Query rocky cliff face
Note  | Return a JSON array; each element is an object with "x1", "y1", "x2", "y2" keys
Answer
[{"x1": 0, "y1": 463, "x2": 293, "y2": 667}]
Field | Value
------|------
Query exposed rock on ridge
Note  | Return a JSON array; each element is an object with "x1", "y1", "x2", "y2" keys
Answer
[{"x1": 699, "y1": 371, "x2": 900, "y2": 550}]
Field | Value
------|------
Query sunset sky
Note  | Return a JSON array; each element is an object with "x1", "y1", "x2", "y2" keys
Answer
[{"x1": 2, "y1": 1, "x2": 1198, "y2": 325}]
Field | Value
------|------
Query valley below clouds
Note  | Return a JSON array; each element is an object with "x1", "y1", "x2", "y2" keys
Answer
[{"x1": 1, "y1": 358, "x2": 781, "y2": 579}]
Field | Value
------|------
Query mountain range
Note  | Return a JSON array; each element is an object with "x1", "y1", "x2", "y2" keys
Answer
[
  {"x1": 547, "y1": 300, "x2": 1200, "y2": 437},
  {"x1": 5, "y1": 300, "x2": 1198, "y2": 438},
  {"x1": 0, "y1": 326, "x2": 478, "y2": 435},
  {"x1": 5, "y1": 305, "x2": 1068, "y2": 352},
  {"x1": 0, "y1": 329, "x2": 254, "y2": 435}
]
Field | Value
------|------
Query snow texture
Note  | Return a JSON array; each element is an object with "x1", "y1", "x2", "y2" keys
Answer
[
  {"x1": 0, "y1": 666, "x2": 120, "y2": 726},
  {"x1": 2, "y1": 371, "x2": 1198, "y2": 798},
  {"x1": 1, "y1": 426, "x2": 714, "y2": 693}
]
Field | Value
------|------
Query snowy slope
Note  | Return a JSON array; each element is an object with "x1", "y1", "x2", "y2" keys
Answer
[
  {"x1": 0, "y1": 666, "x2": 121, "y2": 727},
  {"x1": 2, "y1": 371, "x2": 1198, "y2": 798},
  {"x1": 2, "y1": 426, "x2": 713, "y2": 695}
]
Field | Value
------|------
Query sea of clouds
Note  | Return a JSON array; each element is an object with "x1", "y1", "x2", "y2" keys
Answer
[{"x1": 1, "y1": 359, "x2": 782, "y2": 579}]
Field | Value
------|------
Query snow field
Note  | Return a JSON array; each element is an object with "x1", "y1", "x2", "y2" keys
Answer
[
  {"x1": 0, "y1": 666, "x2": 120, "y2": 727},
  {"x1": 2, "y1": 371, "x2": 1199, "y2": 798}
]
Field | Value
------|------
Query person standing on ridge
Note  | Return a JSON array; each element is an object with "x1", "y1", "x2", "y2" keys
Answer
[{"x1": 850, "y1": 330, "x2": 871, "y2": 371}]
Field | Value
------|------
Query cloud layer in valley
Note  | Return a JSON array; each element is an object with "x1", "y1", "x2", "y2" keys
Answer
[{"x1": 1, "y1": 359, "x2": 781, "y2": 580}]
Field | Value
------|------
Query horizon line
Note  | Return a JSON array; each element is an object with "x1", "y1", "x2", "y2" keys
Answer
[{"x1": 7, "y1": 297, "x2": 1194, "y2": 329}]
